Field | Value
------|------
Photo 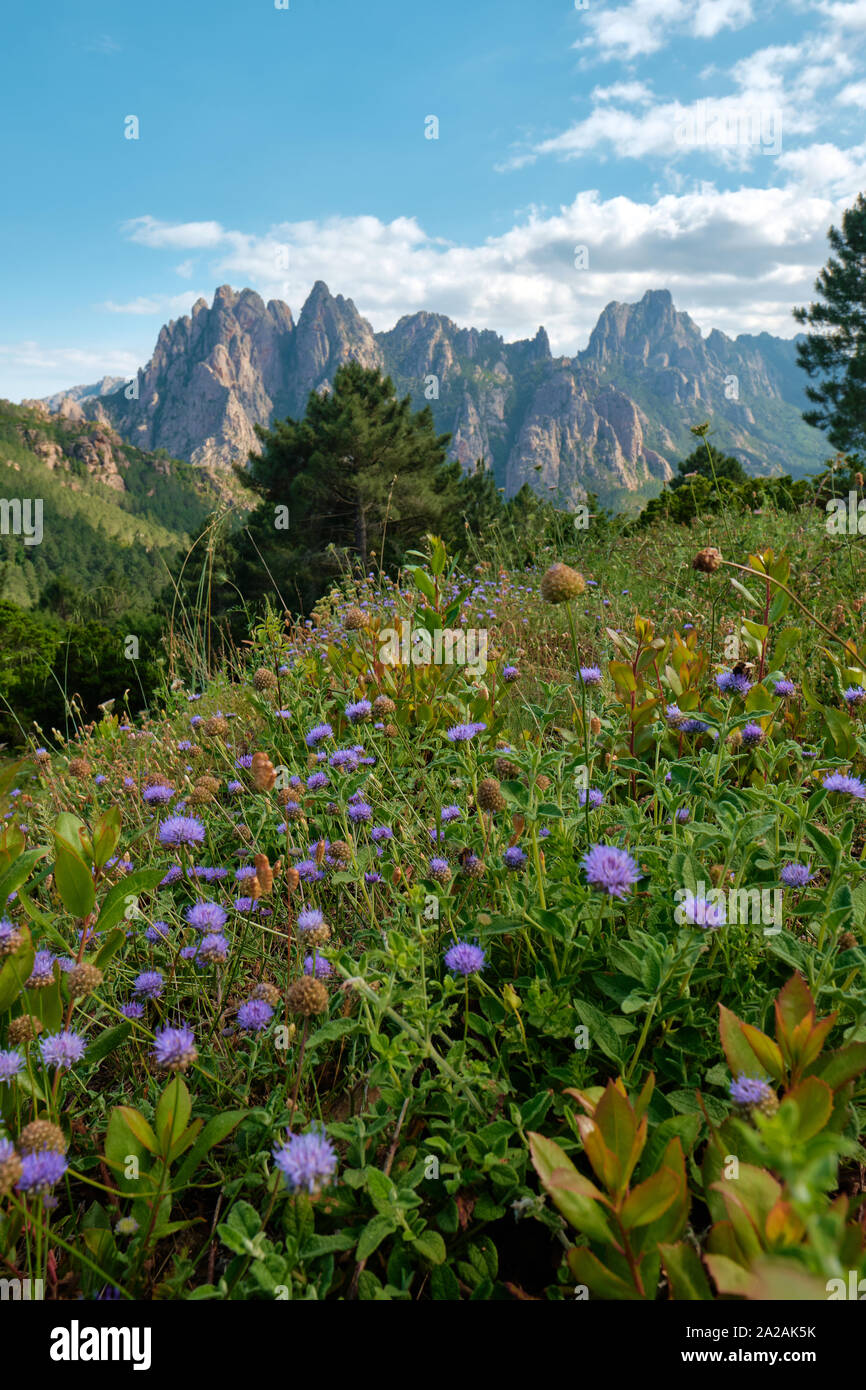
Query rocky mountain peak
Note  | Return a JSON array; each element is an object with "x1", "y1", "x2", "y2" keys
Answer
[{"x1": 40, "y1": 284, "x2": 828, "y2": 504}]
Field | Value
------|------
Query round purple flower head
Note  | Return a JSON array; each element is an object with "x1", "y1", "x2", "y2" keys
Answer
[
  {"x1": 503, "y1": 846, "x2": 527, "y2": 870},
  {"x1": 781, "y1": 861, "x2": 812, "y2": 888},
  {"x1": 142, "y1": 785, "x2": 174, "y2": 805},
  {"x1": 198, "y1": 933, "x2": 229, "y2": 962},
  {"x1": 0, "y1": 1049, "x2": 24, "y2": 1085},
  {"x1": 28, "y1": 950, "x2": 56, "y2": 986},
  {"x1": 121, "y1": 1001, "x2": 145, "y2": 1020},
  {"x1": 716, "y1": 670, "x2": 752, "y2": 696},
  {"x1": 0, "y1": 918, "x2": 19, "y2": 952},
  {"x1": 158, "y1": 815, "x2": 206, "y2": 847},
  {"x1": 39, "y1": 1030, "x2": 86, "y2": 1071},
  {"x1": 502, "y1": 665, "x2": 519, "y2": 682},
  {"x1": 822, "y1": 772, "x2": 866, "y2": 799},
  {"x1": 133, "y1": 970, "x2": 164, "y2": 999},
  {"x1": 152, "y1": 1024, "x2": 197, "y2": 1072},
  {"x1": 303, "y1": 954, "x2": 333, "y2": 978},
  {"x1": 740, "y1": 722, "x2": 764, "y2": 747},
  {"x1": 444, "y1": 940, "x2": 486, "y2": 976},
  {"x1": 680, "y1": 718, "x2": 711, "y2": 735},
  {"x1": 237, "y1": 999, "x2": 274, "y2": 1031},
  {"x1": 345, "y1": 699, "x2": 372, "y2": 724},
  {"x1": 579, "y1": 788, "x2": 604, "y2": 809},
  {"x1": 729, "y1": 1074, "x2": 774, "y2": 1107},
  {"x1": 680, "y1": 892, "x2": 726, "y2": 929},
  {"x1": 774, "y1": 679, "x2": 796, "y2": 697},
  {"x1": 446, "y1": 722, "x2": 485, "y2": 743},
  {"x1": 577, "y1": 666, "x2": 603, "y2": 687},
  {"x1": 844, "y1": 685, "x2": 866, "y2": 706},
  {"x1": 297, "y1": 906, "x2": 325, "y2": 932},
  {"x1": 348, "y1": 801, "x2": 372, "y2": 823},
  {"x1": 305, "y1": 723, "x2": 334, "y2": 748},
  {"x1": 581, "y1": 844, "x2": 641, "y2": 899},
  {"x1": 273, "y1": 1126, "x2": 338, "y2": 1195},
  {"x1": 185, "y1": 901, "x2": 228, "y2": 933},
  {"x1": 17, "y1": 1149, "x2": 68, "y2": 1193}
]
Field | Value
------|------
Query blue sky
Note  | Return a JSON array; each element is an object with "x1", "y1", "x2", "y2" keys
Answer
[{"x1": 2, "y1": 0, "x2": 865, "y2": 398}]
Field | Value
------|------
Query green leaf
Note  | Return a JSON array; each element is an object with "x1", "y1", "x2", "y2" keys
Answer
[
  {"x1": 92, "y1": 806, "x2": 123, "y2": 869},
  {"x1": 412, "y1": 568, "x2": 437, "y2": 606},
  {"x1": 53, "y1": 840, "x2": 96, "y2": 919},
  {"x1": 356, "y1": 1214, "x2": 397, "y2": 1262},
  {"x1": 156, "y1": 1075, "x2": 192, "y2": 1156},
  {"x1": 659, "y1": 1241, "x2": 713, "y2": 1300},
  {"x1": 173, "y1": 1110, "x2": 247, "y2": 1189},
  {"x1": 94, "y1": 929, "x2": 127, "y2": 968},
  {"x1": 813, "y1": 1043, "x2": 866, "y2": 1091},
  {"x1": 23, "y1": 979, "x2": 63, "y2": 1033},
  {"x1": 305, "y1": 1017, "x2": 356, "y2": 1052},
  {"x1": 621, "y1": 1166, "x2": 680, "y2": 1230},
  {"x1": 568, "y1": 1246, "x2": 643, "y2": 1300},
  {"x1": 0, "y1": 848, "x2": 48, "y2": 908},
  {"x1": 85, "y1": 1021, "x2": 132, "y2": 1068},
  {"x1": 783, "y1": 1077, "x2": 833, "y2": 1140},
  {"x1": 718, "y1": 1003, "x2": 764, "y2": 1080},
  {"x1": 0, "y1": 930, "x2": 34, "y2": 1013},
  {"x1": 411, "y1": 1230, "x2": 446, "y2": 1264},
  {"x1": 96, "y1": 868, "x2": 166, "y2": 934},
  {"x1": 728, "y1": 577, "x2": 761, "y2": 609}
]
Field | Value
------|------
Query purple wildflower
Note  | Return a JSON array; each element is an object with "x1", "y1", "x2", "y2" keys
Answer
[
  {"x1": 158, "y1": 815, "x2": 206, "y2": 847},
  {"x1": 0, "y1": 1050, "x2": 24, "y2": 1085},
  {"x1": 781, "y1": 861, "x2": 813, "y2": 888},
  {"x1": 133, "y1": 971, "x2": 164, "y2": 1000},
  {"x1": 577, "y1": 666, "x2": 603, "y2": 686},
  {"x1": 822, "y1": 772, "x2": 866, "y2": 799},
  {"x1": 581, "y1": 844, "x2": 641, "y2": 899},
  {"x1": 740, "y1": 722, "x2": 764, "y2": 747},
  {"x1": 237, "y1": 999, "x2": 274, "y2": 1031},
  {"x1": 185, "y1": 901, "x2": 227, "y2": 932},
  {"x1": 273, "y1": 1127, "x2": 338, "y2": 1194},
  {"x1": 444, "y1": 940, "x2": 486, "y2": 976},
  {"x1": 305, "y1": 723, "x2": 334, "y2": 747},
  {"x1": 39, "y1": 1030, "x2": 86, "y2": 1071},
  {"x1": 503, "y1": 846, "x2": 527, "y2": 870},
  {"x1": 303, "y1": 954, "x2": 333, "y2": 978},
  {"x1": 17, "y1": 1149, "x2": 68, "y2": 1193},
  {"x1": 729, "y1": 1074, "x2": 773, "y2": 1107}
]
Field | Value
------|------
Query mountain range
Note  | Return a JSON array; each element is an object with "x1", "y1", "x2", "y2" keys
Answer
[{"x1": 35, "y1": 284, "x2": 830, "y2": 510}]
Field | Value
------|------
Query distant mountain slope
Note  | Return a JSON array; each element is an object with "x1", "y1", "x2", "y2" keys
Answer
[
  {"x1": 0, "y1": 401, "x2": 225, "y2": 610},
  {"x1": 41, "y1": 285, "x2": 830, "y2": 510}
]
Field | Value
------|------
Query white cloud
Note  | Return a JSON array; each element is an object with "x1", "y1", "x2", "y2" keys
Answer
[
  {"x1": 102, "y1": 297, "x2": 164, "y2": 315},
  {"x1": 107, "y1": 182, "x2": 856, "y2": 359},
  {"x1": 839, "y1": 79, "x2": 866, "y2": 104},
  {"x1": 122, "y1": 216, "x2": 227, "y2": 249},
  {"x1": 591, "y1": 81, "x2": 655, "y2": 104},
  {"x1": 0, "y1": 342, "x2": 143, "y2": 400},
  {"x1": 100, "y1": 291, "x2": 210, "y2": 316},
  {"x1": 573, "y1": 0, "x2": 755, "y2": 60}
]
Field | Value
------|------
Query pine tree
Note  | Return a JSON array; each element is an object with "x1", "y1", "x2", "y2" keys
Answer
[
  {"x1": 670, "y1": 443, "x2": 745, "y2": 489},
  {"x1": 794, "y1": 193, "x2": 866, "y2": 458},
  {"x1": 233, "y1": 363, "x2": 457, "y2": 611}
]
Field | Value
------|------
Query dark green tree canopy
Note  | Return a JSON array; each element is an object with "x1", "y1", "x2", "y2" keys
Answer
[
  {"x1": 669, "y1": 442, "x2": 746, "y2": 489},
  {"x1": 234, "y1": 362, "x2": 460, "y2": 610},
  {"x1": 794, "y1": 192, "x2": 866, "y2": 458}
]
